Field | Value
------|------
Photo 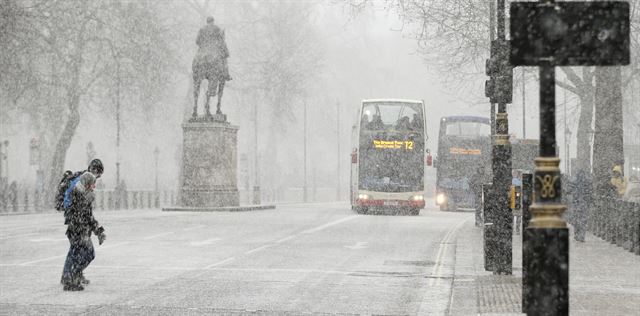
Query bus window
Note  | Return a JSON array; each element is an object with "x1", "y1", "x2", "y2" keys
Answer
[
  {"x1": 445, "y1": 122, "x2": 491, "y2": 137},
  {"x1": 361, "y1": 102, "x2": 423, "y2": 132}
]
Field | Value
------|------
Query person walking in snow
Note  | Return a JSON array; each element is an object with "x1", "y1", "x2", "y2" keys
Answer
[{"x1": 60, "y1": 172, "x2": 106, "y2": 291}]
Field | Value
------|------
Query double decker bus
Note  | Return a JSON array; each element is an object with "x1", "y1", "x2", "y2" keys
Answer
[
  {"x1": 435, "y1": 116, "x2": 491, "y2": 211},
  {"x1": 350, "y1": 99, "x2": 428, "y2": 215}
]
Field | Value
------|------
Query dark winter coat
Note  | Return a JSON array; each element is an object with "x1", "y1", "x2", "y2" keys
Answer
[{"x1": 65, "y1": 175, "x2": 100, "y2": 239}]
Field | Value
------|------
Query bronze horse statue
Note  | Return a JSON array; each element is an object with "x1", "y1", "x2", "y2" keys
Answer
[{"x1": 192, "y1": 32, "x2": 228, "y2": 119}]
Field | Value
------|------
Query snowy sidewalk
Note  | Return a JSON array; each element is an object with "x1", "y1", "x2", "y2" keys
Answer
[{"x1": 448, "y1": 220, "x2": 640, "y2": 315}]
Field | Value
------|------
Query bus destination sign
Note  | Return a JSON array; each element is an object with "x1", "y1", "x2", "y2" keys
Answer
[
  {"x1": 373, "y1": 140, "x2": 414, "y2": 150},
  {"x1": 449, "y1": 147, "x2": 482, "y2": 155}
]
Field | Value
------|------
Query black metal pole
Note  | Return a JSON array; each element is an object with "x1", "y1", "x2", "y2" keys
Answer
[
  {"x1": 493, "y1": 0, "x2": 513, "y2": 275},
  {"x1": 484, "y1": 0, "x2": 498, "y2": 273},
  {"x1": 524, "y1": 64, "x2": 569, "y2": 315},
  {"x1": 521, "y1": 172, "x2": 533, "y2": 313},
  {"x1": 523, "y1": 69, "x2": 526, "y2": 138}
]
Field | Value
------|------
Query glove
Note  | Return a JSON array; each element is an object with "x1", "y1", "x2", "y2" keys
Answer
[{"x1": 98, "y1": 232, "x2": 107, "y2": 245}]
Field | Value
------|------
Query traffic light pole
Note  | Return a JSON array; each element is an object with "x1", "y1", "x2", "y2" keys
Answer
[
  {"x1": 493, "y1": 0, "x2": 513, "y2": 275},
  {"x1": 484, "y1": 0, "x2": 497, "y2": 272}
]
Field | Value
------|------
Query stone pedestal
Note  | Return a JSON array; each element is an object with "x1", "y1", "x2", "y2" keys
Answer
[{"x1": 180, "y1": 120, "x2": 239, "y2": 207}]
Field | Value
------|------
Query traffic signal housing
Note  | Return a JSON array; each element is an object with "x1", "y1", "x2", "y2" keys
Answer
[{"x1": 485, "y1": 39, "x2": 513, "y2": 104}]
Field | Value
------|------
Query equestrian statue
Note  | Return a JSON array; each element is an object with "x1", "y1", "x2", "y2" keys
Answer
[{"x1": 192, "y1": 16, "x2": 232, "y2": 121}]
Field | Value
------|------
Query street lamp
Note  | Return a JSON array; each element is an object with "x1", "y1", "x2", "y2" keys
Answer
[
  {"x1": 2, "y1": 140, "x2": 8, "y2": 183},
  {"x1": 153, "y1": 147, "x2": 160, "y2": 193},
  {"x1": 303, "y1": 101, "x2": 308, "y2": 203},
  {"x1": 511, "y1": 1, "x2": 629, "y2": 313},
  {"x1": 154, "y1": 147, "x2": 160, "y2": 208}
]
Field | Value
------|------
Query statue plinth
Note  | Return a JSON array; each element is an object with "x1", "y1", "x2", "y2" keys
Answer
[
  {"x1": 188, "y1": 113, "x2": 228, "y2": 123},
  {"x1": 179, "y1": 119, "x2": 239, "y2": 207}
]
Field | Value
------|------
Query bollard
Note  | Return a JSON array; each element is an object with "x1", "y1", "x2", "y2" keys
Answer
[
  {"x1": 34, "y1": 190, "x2": 40, "y2": 213},
  {"x1": 22, "y1": 190, "x2": 28, "y2": 213},
  {"x1": 132, "y1": 192, "x2": 138, "y2": 209},
  {"x1": 633, "y1": 204, "x2": 640, "y2": 255},
  {"x1": 109, "y1": 191, "x2": 115, "y2": 210},
  {"x1": 10, "y1": 188, "x2": 18, "y2": 213}
]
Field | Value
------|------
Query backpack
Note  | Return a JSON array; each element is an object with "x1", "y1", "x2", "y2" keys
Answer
[{"x1": 54, "y1": 170, "x2": 84, "y2": 211}]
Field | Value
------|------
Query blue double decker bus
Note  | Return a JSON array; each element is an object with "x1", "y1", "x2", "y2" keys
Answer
[{"x1": 435, "y1": 116, "x2": 491, "y2": 211}]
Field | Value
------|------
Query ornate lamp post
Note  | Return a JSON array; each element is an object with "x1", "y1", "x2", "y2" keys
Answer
[{"x1": 511, "y1": 1, "x2": 629, "y2": 313}]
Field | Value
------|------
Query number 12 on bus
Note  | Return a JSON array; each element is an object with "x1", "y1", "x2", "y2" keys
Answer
[{"x1": 350, "y1": 99, "x2": 431, "y2": 216}]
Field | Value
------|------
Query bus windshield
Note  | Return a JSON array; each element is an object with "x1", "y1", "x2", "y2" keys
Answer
[
  {"x1": 445, "y1": 121, "x2": 490, "y2": 137},
  {"x1": 358, "y1": 101, "x2": 425, "y2": 193},
  {"x1": 360, "y1": 102, "x2": 424, "y2": 132}
]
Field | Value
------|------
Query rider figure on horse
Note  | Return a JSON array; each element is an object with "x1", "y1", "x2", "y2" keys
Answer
[
  {"x1": 192, "y1": 16, "x2": 231, "y2": 120},
  {"x1": 196, "y1": 16, "x2": 231, "y2": 81}
]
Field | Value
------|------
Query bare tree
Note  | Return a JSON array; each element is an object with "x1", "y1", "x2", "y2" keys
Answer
[
  {"x1": 347, "y1": 0, "x2": 639, "y2": 174},
  {"x1": 1, "y1": 0, "x2": 177, "y2": 202},
  {"x1": 230, "y1": 1, "x2": 324, "y2": 199}
]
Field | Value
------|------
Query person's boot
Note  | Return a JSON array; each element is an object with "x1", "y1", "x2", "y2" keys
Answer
[
  {"x1": 63, "y1": 283, "x2": 84, "y2": 291},
  {"x1": 62, "y1": 276, "x2": 84, "y2": 291},
  {"x1": 79, "y1": 272, "x2": 90, "y2": 285}
]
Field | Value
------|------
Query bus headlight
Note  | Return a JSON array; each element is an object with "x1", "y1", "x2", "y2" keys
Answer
[
  {"x1": 358, "y1": 193, "x2": 370, "y2": 200},
  {"x1": 411, "y1": 195, "x2": 424, "y2": 201},
  {"x1": 436, "y1": 193, "x2": 446, "y2": 205}
]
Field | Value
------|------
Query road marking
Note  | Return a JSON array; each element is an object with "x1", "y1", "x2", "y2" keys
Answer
[
  {"x1": 190, "y1": 238, "x2": 222, "y2": 246},
  {"x1": 0, "y1": 262, "x2": 446, "y2": 282},
  {"x1": 344, "y1": 241, "x2": 368, "y2": 250},
  {"x1": 143, "y1": 232, "x2": 174, "y2": 240},
  {"x1": 29, "y1": 238, "x2": 68, "y2": 242},
  {"x1": 429, "y1": 220, "x2": 466, "y2": 286},
  {"x1": 14, "y1": 241, "x2": 130, "y2": 266},
  {"x1": 301, "y1": 215, "x2": 358, "y2": 234},
  {"x1": 100, "y1": 241, "x2": 131, "y2": 250},
  {"x1": 244, "y1": 244, "x2": 273, "y2": 255},
  {"x1": 204, "y1": 257, "x2": 234, "y2": 269},
  {"x1": 275, "y1": 235, "x2": 296, "y2": 243},
  {"x1": 0, "y1": 232, "x2": 42, "y2": 240},
  {"x1": 182, "y1": 225, "x2": 206, "y2": 231},
  {"x1": 0, "y1": 264, "x2": 434, "y2": 278}
]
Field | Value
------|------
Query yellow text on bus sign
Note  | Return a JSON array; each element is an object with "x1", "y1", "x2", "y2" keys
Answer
[
  {"x1": 449, "y1": 147, "x2": 482, "y2": 155},
  {"x1": 373, "y1": 140, "x2": 414, "y2": 150}
]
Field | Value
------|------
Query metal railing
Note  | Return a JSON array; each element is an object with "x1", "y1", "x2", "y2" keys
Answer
[
  {"x1": 0, "y1": 189, "x2": 177, "y2": 214},
  {"x1": 590, "y1": 197, "x2": 639, "y2": 255}
]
